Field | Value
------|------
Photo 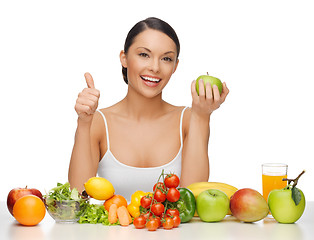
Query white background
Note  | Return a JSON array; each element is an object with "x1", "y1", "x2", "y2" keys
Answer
[{"x1": 1, "y1": 0, "x2": 313, "y2": 201}]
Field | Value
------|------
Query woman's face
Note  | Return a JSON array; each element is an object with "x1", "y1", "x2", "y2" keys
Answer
[{"x1": 120, "y1": 29, "x2": 179, "y2": 98}]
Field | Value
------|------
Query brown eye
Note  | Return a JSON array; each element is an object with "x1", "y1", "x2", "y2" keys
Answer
[
  {"x1": 163, "y1": 57, "x2": 173, "y2": 62},
  {"x1": 139, "y1": 53, "x2": 149, "y2": 58}
]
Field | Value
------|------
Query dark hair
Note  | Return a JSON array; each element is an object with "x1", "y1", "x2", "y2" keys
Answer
[{"x1": 122, "y1": 17, "x2": 180, "y2": 84}]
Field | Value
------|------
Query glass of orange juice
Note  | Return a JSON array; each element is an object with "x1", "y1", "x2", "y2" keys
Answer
[{"x1": 262, "y1": 163, "x2": 288, "y2": 202}]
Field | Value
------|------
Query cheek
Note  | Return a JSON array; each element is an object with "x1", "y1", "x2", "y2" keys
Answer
[
  {"x1": 127, "y1": 57, "x2": 145, "y2": 76},
  {"x1": 162, "y1": 63, "x2": 176, "y2": 76}
]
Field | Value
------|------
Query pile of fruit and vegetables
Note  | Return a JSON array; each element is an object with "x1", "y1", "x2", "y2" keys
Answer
[{"x1": 7, "y1": 169, "x2": 306, "y2": 230}]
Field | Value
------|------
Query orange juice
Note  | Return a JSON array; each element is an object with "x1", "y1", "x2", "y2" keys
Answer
[{"x1": 262, "y1": 174, "x2": 287, "y2": 202}]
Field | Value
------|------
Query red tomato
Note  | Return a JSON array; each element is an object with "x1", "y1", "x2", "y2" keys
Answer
[
  {"x1": 166, "y1": 188, "x2": 180, "y2": 202},
  {"x1": 153, "y1": 189, "x2": 166, "y2": 203},
  {"x1": 153, "y1": 182, "x2": 166, "y2": 191},
  {"x1": 164, "y1": 174, "x2": 180, "y2": 188},
  {"x1": 140, "y1": 196, "x2": 152, "y2": 209},
  {"x1": 141, "y1": 211, "x2": 152, "y2": 220},
  {"x1": 162, "y1": 217, "x2": 174, "y2": 230},
  {"x1": 133, "y1": 216, "x2": 146, "y2": 229},
  {"x1": 149, "y1": 216, "x2": 161, "y2": 228},
  {"x1": 146, "y1": 219, "x2": 159, "y2": 231},
  {"x1": 166, "y1": 208, "x2": 180, "y2": 217},
  {"x1": 151, "y1": 203, "x2": 165, "y2": 216},
  {"x1": 172, "y1": 215, "x2": 181, "y2": 228}
]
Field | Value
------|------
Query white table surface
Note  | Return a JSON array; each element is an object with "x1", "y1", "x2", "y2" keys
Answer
[{"x1": 1, "y1": 201, "x2": 313, "y2": 240}]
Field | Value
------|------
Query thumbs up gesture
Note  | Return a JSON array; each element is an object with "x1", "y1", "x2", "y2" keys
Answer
[{"x1": 75, "y1": 72, "x2": 100, "y2": 123}]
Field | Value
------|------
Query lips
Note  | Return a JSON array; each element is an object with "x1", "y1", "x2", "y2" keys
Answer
[
  {"x1": 140, "y1": 75, "x2": 162, "y2": 87},
  {"x1": 141, "y1": 75, "x2": 161, "y2": 83}
]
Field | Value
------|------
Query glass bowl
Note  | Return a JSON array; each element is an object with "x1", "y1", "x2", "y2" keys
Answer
[{"x1": 44, "y1": 198, "x2": 89, "y2": 223}]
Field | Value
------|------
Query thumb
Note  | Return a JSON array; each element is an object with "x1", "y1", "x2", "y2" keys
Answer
[{"x1": 84, "y1": 72, "x2": 95, "y2": 89}]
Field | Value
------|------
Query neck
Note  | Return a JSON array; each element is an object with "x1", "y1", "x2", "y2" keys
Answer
[{"x1": 121, "y1": 87, "x2": 166, "y2": 120}]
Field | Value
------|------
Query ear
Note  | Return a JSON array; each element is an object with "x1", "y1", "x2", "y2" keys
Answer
[
  {"x1": 120, "y1": 50, "x2": 127, "y2": 68},
  {"x1": 172, "y1": 58, "x2": 179, "y2": 74}
]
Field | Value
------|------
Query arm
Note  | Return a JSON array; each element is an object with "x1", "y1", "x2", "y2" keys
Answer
[
  {"x1": 68, "y1": 73, "x2": 101, "y2": 192},
  {"x1": 180, "y1": 79, "x2": 229, "y2": 187}
]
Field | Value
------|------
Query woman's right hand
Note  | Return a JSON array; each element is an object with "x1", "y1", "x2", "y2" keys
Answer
[{"x1": 74, "y1": 72, "x2": 100, "y2": 123}]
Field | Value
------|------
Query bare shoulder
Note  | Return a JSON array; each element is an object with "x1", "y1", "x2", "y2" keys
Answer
[
  {"x1": 94, "y1": 103, "x2": 124, "y2": 132},
  {"x1": 163, "y1": 103, "x2": 190, "y2": 118},
  {"x1": 90, "y1": 106, "x2": 118, "y2": 154},
  {"x1": 96, "y1": 103, "x2": 124, "y2": 124},
  {"x1": 182, "y1": 106, "x2": 192, "y2": 135},
  {"x1": 93, "y1": 104, "x2": 119, "y2": 128},
  {"x1": 164, "y1": 104, "x2": 191, "y2": 136},
  {"x1": 163, "y1": 102, "x2": 187, "y2": 114},
  {"x1": 90, "y1": 109, "x2": 106, "y2": 140}
]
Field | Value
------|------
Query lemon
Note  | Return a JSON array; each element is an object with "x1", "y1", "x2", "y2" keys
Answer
[{"x1": 84, "y1": 177, "x2": 115, "y2": 200}]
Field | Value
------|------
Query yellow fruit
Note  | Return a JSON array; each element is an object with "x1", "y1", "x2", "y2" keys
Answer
[
  {"x1": 130, "y1": 190, "x2": 146, "y2": 207},
  {"x1": 127, "y1": 203, "x2": 140, "y2": 218},
  {"x1": 187, "y1": 182, "x2": 238, "y2": 215},
  {"x1": 84, "y1": 177, "x2": 115, "y2": 200}
]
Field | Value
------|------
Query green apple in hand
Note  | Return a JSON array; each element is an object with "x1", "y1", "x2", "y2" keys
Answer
[
  {"x1": 196, "y1": 189, "x2": 229, "y2": 222},
  {"x1": 196, "y1": 73, "x2": 223, "y2": 95},
  {"x1": 268, "y1": 170, "x2": 306, "y2": 224}
]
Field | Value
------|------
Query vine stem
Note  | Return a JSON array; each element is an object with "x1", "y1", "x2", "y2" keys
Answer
[
  {"x1": 282, "y1": 170, "x2": 306, "y2": 188},
  {"x1": 148, "y1": 169, "x2": 166, "y2": 215}
]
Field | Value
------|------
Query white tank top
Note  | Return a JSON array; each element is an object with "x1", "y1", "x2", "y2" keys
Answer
[{"x1": 97, "y1": 107, "x2": 188, "y2": 202}]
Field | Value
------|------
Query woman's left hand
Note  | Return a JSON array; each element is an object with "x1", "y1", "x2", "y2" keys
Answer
[{"x1": 191, "y1": 79, "x2": 229, "y2": 117}]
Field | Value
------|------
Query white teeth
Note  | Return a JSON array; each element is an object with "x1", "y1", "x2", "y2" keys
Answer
[{"x1": 142, "y1": 76, "x2": 161, "y2": 82}]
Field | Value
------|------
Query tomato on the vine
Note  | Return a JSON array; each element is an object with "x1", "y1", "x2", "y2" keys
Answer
[
  {"x1": 172, "y1": 215, "x2": 181, "y2": 227},
  {"x1": 162, "y1": 217, "x2": 174, "y2": 230},
  {"x1": 133, "y1": 216, "x2": 146, "y2": 229},
  {"x1": 146, "y1": 219, "x2": 159, "y2": 231},
  {"x1": 140, "y1": 196, "x2": 152, "y2": 209},
  {"x1": 151, "y1": 203, "x2": 165, "y2": 216},
  {"x1": 153, "y1": 182, "x2": 166, "y2": 191},
  {"x1": 141, "y1": 211, "x2": 152, "y2": 220},
  {"x1": 166, "y1": 188, "x2": 180, "y2": 202},
  {"x1": 166, "y1": 208, "x2": 180, "y2": 217},
  {"x1": 154, "y1": 189, "x2": 166, "y2": 203},
  {"x1": 164, "y1": 174, "x2": 180, "y2": 188},
  {"x1": 137, "y1": 170, "x2": 182, "y2": 231},
  {"x1": 149, "y1": 216, "x2": 161, "y2": 228}
]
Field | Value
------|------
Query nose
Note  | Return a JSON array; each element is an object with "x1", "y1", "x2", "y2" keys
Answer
[{"x1": 149, "y1": 58, "x2": 160, "y2": 73}]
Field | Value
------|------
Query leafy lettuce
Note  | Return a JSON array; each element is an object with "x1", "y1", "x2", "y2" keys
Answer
[{"x1": 78, "y1": 204, "x2": 119, "y2": 225}]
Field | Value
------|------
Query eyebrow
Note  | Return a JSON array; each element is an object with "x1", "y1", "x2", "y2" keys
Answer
[{"x1": 137, "y1": 47, "x2": 175, "y2": 55}]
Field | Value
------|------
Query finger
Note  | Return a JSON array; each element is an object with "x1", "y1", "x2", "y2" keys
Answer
[
  {"x1": 191, "y1": 80, "x2": 199, "y2": 100},
  {"x1": 198, "y1": 79, "x2": 206, "y2": 100},
  {"x1": 76, "y1": 97, "x2": 97, "y2": 109},
  {"x1": 80, "y1": 88, "x2": 100, "y2": 100},
  {"x1": 80, "y1": 104, "x2": 94, "y2": 115},
  {"x1": 88, "y1": 88, "x2": 100, "y2": 98},
  {"x1": 220, "y1": 82, "x2": 229, "y2": 102},
  {"x1": 212, "y1": 85, "x2": 221, "y2": 102},
  {"x1": 75, "y1": 104, "x2": 93, "y2": 115},
  {"x1": 205, "y1": 82, "x2": 213, "y2": 100},
  {"x1": 84, "y1": 72, "x2": 95, "y2": 89}
]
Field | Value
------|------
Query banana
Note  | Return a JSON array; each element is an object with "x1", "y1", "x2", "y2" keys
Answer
[{"x1": 186, "y1": 182, "x2": 238, "y2": 215}]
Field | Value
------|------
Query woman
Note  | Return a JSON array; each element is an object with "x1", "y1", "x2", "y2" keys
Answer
[{"x1": 68, "y1": 17, "x2": 229, "y2": 201}]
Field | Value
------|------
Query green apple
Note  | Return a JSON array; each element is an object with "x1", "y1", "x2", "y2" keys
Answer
[
  {"x1": 268, "y1": 188, "x2": 306, "y2": 224},
  {"x1": 196, "y1": 73, "x2": 223, "y2": 95},
  {"x1": 196, "y1": 189, "x2": 229, "y2": 222}
]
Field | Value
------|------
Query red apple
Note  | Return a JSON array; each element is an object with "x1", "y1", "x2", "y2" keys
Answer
[
  {"x1": 7, "y1": 186, "x2": 43, "y2": 216},
  {"x1": 230, "y1": 188, "x2": 269, "y2": 222}
]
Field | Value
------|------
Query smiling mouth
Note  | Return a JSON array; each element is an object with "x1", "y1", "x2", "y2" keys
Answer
[{"x1": 141, "y1": 76, "x2": 161, "y2": 83}]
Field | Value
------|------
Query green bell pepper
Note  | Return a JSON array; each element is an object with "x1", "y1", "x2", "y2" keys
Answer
[{"x1": 176, "y1": 188, "x2": 196, "y2": 223}]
